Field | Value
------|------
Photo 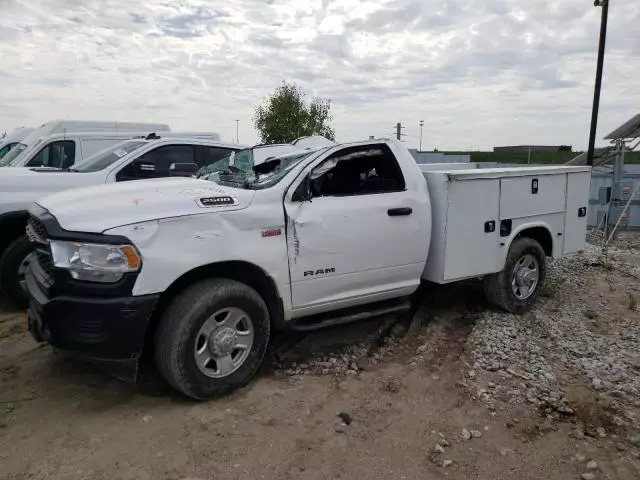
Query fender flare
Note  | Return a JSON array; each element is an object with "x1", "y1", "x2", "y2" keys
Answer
[
  {"x1": 0, "y1": 210, "x2": 30, "y2": 251},
  {"x1": 499, "y1": 221, "x2": 554, "y2": 265},
  {"x1": 151, "y1": 259, "x2": 288, "y2": 331},
  {"x1": 0, "y1": 210, "x2": 29, "y2": 223}
]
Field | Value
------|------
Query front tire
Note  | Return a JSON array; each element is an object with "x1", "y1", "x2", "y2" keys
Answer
[
  {"x1": 154, "y1": 279, "x2": 270, "y2": 400},
  {"x1": 0, "y1": 235, "x2": 34, "y2": 308},
  {"x1": 484, "y1": 238, "x2": 546, "y2": 314}
]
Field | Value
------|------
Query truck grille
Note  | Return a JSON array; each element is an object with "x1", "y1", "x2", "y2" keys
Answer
[
  {"x1": 26, "y1": 217, "x2": 47, "y2": 245},
  {"x1": 26, "y1": 216, "x2": 54, "y2": 283},
  {"x1": 36, "y1": 251, "x2": 54, "y2": 277}
]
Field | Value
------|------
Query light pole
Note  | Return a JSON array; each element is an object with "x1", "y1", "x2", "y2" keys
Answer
[
  {"x1": 419, "y1": 120, "x2": 424, "y2": 152},
  {"x1": 235, "y1": 119, "x2": 239, "y2": 143},
  {"x1": 587, "y1": 0, "x2": 610, "y2": 166}
]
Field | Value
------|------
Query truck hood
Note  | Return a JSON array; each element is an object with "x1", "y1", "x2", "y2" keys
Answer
[
  {"x1": 0, "y1": 167, "x2": 102, "y2": 216},
  {"x1": 0, "y1": 167, "x2": 99, "y2": 191},
  {"x1": 36, "y1": 177, "x2": 256, "y2": 233}
]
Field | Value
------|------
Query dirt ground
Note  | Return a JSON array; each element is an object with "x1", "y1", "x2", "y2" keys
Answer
[{"x1": 1, "y1": 235, "x2": 639, "y2": 480}]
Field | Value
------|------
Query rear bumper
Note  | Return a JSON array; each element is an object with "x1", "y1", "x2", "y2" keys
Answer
[{"x1": 26, "y1": 260, "x2": 159, "y2": 377}]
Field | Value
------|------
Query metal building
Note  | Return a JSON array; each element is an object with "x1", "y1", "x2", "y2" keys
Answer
[
  {"x1": 408, "y1": 149, "x2": 470, "y2": 164},
  {"x1": 588, "y1": 165, "x2": 640, "y2": 229},
  {"x1": 568, "y1": 114, "x2": 640, "y2": 230}
]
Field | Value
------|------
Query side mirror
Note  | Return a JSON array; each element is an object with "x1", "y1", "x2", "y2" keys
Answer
[
  {"x1": 169, "y1": 162, "x2": 198, "y2": 176},
  {"x1": 292, "y1": 176, "x2": 312, "y2": 202}
]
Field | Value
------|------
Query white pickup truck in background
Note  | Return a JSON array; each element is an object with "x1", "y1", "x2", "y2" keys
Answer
[
  {"x1": 0, "y1": 136, "x2": 244, "y2": 306},
  {"x1": 3, "y1": 131, "x2": 221, "y2": 169},
  {"x1": 23, "y1": 138, "x2": 590, "y2": 399}
]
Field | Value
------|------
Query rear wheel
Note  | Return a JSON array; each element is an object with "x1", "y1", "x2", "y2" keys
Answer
[
  {"x1": 0, "y1": 235, "x2": 34, "y2": 308},
  {"x1": 484, "y1": 237, "x2": 546, "y2": 314},
  {"x1": 154, "y1": 279, "x2": 270, "y2": 400}
]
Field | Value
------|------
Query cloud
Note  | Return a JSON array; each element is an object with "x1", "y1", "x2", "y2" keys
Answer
[{"x1": 0, "y1": 0, "x2": 638, "y2": 149}]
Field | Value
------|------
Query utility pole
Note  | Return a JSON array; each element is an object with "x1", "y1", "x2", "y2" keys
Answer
[
  {"x1": 419, "y1": 120, "x2": 424, "y2": 151},
  {"x1": 395, "y1": 122, "x2": 407, "y2": 141},
  {"x1": 587, "y1": 0, "x2": 610, "y2": 166},
  {"x1": 235, "y1": 119, "x2": 239, "y2": 143}
]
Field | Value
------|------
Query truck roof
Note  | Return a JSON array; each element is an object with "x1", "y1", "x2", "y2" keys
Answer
[{"x1": 33, "y1": 120, "x2": 171, "y2": 135}]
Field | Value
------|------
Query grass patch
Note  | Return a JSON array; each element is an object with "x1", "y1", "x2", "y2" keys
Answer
[
  {"x1": 329, "y1": 372, "x2": 347, "y2": 392},
  {"x1": 540, "y1": 279, "x2": 561, "y2": 298},
  {"x1": 381, "y1": 376, "x2": 402, "y2": 393},
  {"x1": 0, "y1": 324, "x2": 23, "y2": 340},
  {"x1": 565, "y1": 385, "x2": 610, "y2": 429},
  {"x1": 628, "y1": 294, "x2": 637, "y2": 311},
  {"x1": 583, "y1": 310, "x2": 599, "y2": 320},
  {"x1": 439, "y1": 150, "x2": 640, "y2": 165}
]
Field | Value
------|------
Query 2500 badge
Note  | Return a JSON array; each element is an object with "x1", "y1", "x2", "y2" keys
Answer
[{"x1": 197, "y1": 196, "x2": 237, "y2": 208}]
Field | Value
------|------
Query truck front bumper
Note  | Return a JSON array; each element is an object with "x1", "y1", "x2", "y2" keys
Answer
[{"x1": 26, "y1": 259, "x2": 159, "y2": 380}]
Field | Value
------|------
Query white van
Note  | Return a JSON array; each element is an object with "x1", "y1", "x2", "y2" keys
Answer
[
  {"x1": 0, "y1": 127, "x2": 34, "y2": 159},
  {"x1": 0, "y1": 120, "x2": 171, "y2": 167},
  {"x1": 4, "y1": 131, "x2": 221, "y2": 169}
]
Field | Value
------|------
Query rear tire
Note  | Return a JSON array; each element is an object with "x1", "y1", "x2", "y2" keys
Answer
[
  {"x1": 0, "y1": 235, "x2": 34, "y2": 308},
  {"x1": 154, "y1": 279, "x2": 270, "y2": 400},
  {"x1": 484, "y1": 238, "x2": 546, "y2": 314}
]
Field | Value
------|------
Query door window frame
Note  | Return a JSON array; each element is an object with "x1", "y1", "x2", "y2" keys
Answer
[
  {"x1": 114, "y1": 143, "x2": 198, "y2": 181},
  {"x1": 286, "y1": 143, "x2": 407, "y2": 202}
]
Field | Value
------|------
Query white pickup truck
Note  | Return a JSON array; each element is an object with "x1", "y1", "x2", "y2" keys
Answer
[
  {"x1": 24, "y1": 138, "x2": 591, "y2": 399},
  {"x1": 0, "y1": 136, "x2": 244, "y2": 306}
]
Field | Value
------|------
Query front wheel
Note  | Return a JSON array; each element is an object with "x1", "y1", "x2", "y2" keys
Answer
[
  {"x1": 0, "y1": 235, "x2": 34, "y2": 308},
  {"x1": 154, "y1": 279, "x2": 270, "y2": 400},
  {"x1": 484, "y1": 237, "x2": 546, "y2": 314}
]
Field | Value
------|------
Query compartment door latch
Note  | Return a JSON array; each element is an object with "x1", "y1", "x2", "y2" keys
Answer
[
  {"x1": 484, "y1": 220, "x2": 496, "y2": 233},
  {"x1": 531, "y1": 178, "x2": 539, "y2": 194}
]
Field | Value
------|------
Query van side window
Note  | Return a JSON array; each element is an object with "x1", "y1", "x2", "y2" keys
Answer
[
  {"x1": 28, "y1": 141, "x2": 76, "y2": 169},
  {"x1": 0, "y1": 142, "x2": 18, "y2": 159},
  {"x1": 309, "y1": 144, "x2": 406, "y2": 197},
  {"x1": 116, "y1": 145, "x2": 196, "y2": 181}
]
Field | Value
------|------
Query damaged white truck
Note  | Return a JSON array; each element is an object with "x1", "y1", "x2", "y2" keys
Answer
[{"x1": 24, "y1": 138, "x2": 591, "y2": 399}]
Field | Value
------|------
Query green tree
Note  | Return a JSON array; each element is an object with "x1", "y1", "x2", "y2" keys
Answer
[{"x1": 253, "y1": 82, "x2": 335, "y2": 144}]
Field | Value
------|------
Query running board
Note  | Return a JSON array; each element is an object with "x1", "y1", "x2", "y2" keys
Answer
[{"x1": 289, "y1": 298, "x2": 412, "y2": 332}]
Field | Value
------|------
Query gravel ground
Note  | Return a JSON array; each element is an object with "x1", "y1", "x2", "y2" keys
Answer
[
  {"x1": 1, "y1": 233, "x2": 639, "y2": 479},
  {"x1": 463, "y1": 240, "x2": 640, "y2": 449}
]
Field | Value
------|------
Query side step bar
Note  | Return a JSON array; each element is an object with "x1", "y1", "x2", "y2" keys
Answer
[{"x1": 289, "y1": 297, "x2": 412, "y2": 332}]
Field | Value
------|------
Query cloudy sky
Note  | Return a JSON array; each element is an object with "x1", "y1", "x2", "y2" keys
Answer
[{"x1": 1, "y1": 0, "x2": 638, "y2": 150}]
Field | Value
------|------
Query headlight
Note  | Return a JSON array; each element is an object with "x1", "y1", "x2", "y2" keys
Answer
[{"x1": 49, "y1": 240, "x2": 141, "y2": 283}]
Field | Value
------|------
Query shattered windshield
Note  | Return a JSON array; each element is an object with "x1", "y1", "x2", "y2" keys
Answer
[
  {"x1": 207, "y1": 147, "x2": 330, "y2": 190},
  {"x1": 197, "y1": 148, "x2": 253, "y2": 178}
]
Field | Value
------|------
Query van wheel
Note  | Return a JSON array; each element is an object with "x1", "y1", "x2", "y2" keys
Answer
[
  {"x1": 0, "y1": 235, "x2": 34, "y2": 308},
  {"x1": 154, "y1": 279, "x2": 270, "y2": 400},
  {"x1": 484, "y1": 238, "x2": 546, "y2": 314}
]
